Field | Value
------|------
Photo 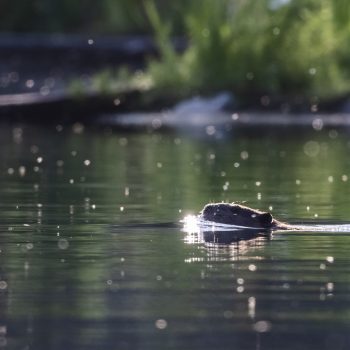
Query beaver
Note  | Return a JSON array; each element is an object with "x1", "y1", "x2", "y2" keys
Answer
[{"x1": 199, "y1": 202, "x2": 291, "y2": 230}]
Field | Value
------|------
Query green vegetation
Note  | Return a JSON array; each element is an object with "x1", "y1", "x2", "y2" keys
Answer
[
  {"x1": 3, "y1": 0, "x2": 350, "y2": 104},
  {"x1": 66, "y1": 0, "x2": 350, "y2": 106},
  {"x1": 143, "y1": 0, "x2": 350, "y2": 102}
]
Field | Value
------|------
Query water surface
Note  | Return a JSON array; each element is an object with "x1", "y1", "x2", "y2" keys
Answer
[{"x1": 0, "y1": 121, "x2": 349, "y2": 349}]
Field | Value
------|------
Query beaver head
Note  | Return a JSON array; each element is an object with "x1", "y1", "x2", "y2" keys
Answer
[{"x1": 200, "y1": 203, "x2": 274, "y2": 228}]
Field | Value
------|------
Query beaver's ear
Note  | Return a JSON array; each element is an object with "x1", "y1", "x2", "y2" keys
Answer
[{"x1": 260, "y1": 212, "x2": 273, "y2": 226}]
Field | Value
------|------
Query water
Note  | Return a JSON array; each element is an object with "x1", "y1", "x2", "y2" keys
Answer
[{"x1": 0, "y1": 121, "x2": 350, "y2": 349}]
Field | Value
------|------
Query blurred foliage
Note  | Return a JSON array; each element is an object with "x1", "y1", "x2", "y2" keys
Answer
[
  {"x1": 68, "y1": 67, "x2": 153, "y2": 97},
  {"x1": 90, "y1": 67, "x2": 153, "y2": 94},
  {"x1": 3, "y1": 0, "x2": 350, "y2": 101},
  {"x1": 144, "y1": 0, "x2": 350, "y2": 100}
]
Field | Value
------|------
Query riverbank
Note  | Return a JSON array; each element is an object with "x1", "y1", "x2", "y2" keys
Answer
[{"x1": 1, "y1": 32, "x2": 350, "y2": 125}]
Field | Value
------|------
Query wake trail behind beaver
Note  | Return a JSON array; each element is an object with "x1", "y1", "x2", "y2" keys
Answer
[{"x1": 290, "y1": 224, "x2": 350, "y2": 232}]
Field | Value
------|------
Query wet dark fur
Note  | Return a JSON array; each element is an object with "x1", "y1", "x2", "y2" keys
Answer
[{"x1": 200, "y1": 203, "x2": 291, "y2": 230}]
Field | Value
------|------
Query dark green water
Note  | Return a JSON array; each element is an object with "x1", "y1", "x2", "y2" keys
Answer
[{"x1": 0, "y1": 122, "x2": 350, "y2": 349}]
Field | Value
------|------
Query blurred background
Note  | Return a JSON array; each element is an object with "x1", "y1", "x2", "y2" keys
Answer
[
  {"x1": 1, "y1": 0, "x2": 350, "y2": 108},
  {"x1": 0, "y1": 0, "x2": 184, "y2": 34}
]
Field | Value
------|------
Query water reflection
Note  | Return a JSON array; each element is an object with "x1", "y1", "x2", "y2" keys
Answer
[
  {"x1": 183, "y1": 215, "x2": 271, "y2": 262},
  {"x1": 184, "y1": 233, "x2": 269, "y2": 263},
  {"x1": 202, "y1": 229, "x2": 270, "y2": 245},
  {"x1": 1, "y1": 123, "x2": 350, "y2": 350}
]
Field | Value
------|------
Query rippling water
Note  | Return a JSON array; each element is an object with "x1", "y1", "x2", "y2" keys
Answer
[{"x1": 0, "y1": 121, "x2": 350, "y2": 349}]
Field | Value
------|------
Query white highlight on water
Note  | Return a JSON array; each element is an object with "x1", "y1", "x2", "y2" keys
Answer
[{"x1": 182, "y1": 215, "x2": 350, "y2": 233}]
